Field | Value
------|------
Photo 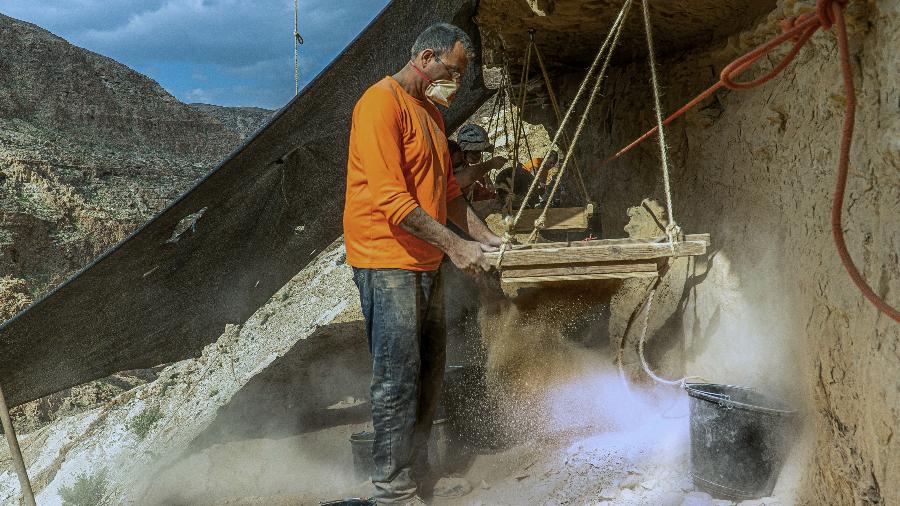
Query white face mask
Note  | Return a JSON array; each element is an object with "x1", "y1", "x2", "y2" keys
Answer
[
  {"x1": 410, "y1": 60, "x2": 459, "y2": 107},
  {"x1": 425, "y1": 79, "x2": 459, "y2": 107}
]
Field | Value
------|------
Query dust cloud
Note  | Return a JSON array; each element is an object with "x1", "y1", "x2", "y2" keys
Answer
[{"x1": 476, "y1": 282, "x2": 687, "y2": 445}]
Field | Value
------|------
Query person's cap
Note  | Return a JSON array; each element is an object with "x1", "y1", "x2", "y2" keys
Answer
[{"x1": 457, "y1": 124, "x2": 492, "y2": 152}]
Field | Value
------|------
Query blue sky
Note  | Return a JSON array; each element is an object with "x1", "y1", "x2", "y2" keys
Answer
[{"x1": 3, "y1": 0, "x2": 390, "y2": 109}]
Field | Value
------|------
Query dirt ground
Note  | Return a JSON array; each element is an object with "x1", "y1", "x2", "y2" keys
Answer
[{"x1": 141, "y1": 340, "x2": 798, "y2": 506}]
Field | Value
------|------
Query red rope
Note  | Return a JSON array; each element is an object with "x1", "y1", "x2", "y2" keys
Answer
[{"x1": 605, "y1": 0, "x2": 898, "y2": 322}]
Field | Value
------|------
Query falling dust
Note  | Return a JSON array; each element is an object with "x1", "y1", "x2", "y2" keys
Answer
[
  {"x1": 433, "y1": 279, "x2": 708, "y2": 505},
  {"x1": 475, "y1": 280, "x2": 689, "y2": 452},
  {"x1": 455, "y1": 206, "x2": 811, "y2": 503}
]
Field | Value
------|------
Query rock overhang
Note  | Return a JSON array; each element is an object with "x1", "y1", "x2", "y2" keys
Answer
[{"x1": 476, "y1": 0, "x2": 778, "y2": 69}]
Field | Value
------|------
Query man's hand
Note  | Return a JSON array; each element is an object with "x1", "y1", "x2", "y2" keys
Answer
[
  {"x1": 446, "y1": 196, "x2": 503, "y2": 263},
  {"x1": 484, "y1": 155, "x2": 507, "y2": 171},
  {"x1": 454, "y1": 155, "x2": 508, "y2": 189},
  {"x1": 448, "y1": 239, "x2": 493, "y2": 276},
  {"x1": 481, "y1": 232, "x2": 502, "y2": 250},
  {"x1": 398, "y1": 207, "x2": 494, "y2": 279}
]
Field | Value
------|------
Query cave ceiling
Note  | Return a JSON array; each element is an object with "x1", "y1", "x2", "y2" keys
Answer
[{"x1": 476, "y1": 0, "x2": 778, "y2": 69}]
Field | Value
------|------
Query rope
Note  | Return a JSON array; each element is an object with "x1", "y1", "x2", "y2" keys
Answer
[
  {"x1": 827, "y1": 3, "x2": 898, "y2": 322},
  {"x1": 497, "y1": 0, "x2": 634, "y2": 266},
  {"x1": 635, "y1": 284, "x2": 707, "y2": 387},
  {"x1": 510, "y1": 42, "x2": 533, "y2": 211},
  {"x1": 500, "y1": 62, "x2": 517, "y2": 213},
  {"x1": 640, "y1": 0, "x2": 680, "y2": 245},
  {"x1": 533, "y1": 35, "x2": 592, "y2": 204},
  {"x1": 602, "y1": 0, "x2": 897, "y2": 322},
  {"x1": 293, "y1": 0, "x2": 304, "y2": 95},
  {"x1": 522, "y1": 0, "x2": 632, "y2": 246}
]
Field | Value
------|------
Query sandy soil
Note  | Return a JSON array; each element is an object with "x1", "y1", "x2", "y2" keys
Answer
[{"x1": 142, "y1": 373, "x2": 793, "y2": 506}]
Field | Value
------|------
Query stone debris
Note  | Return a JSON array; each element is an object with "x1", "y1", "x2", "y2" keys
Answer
[
  {"x1": 680, "y1": 491, "x2": 736, "y2": 506},
  {"x1": 598, "y1": 486, "x2": 618, "y2": 499},
  {"x1": 619, "y1": 473, "x2": 642, "y2": 489},
  {"x1": 675, "y1": 477, "x2": 696, "y2": 492},
  {"x1": 737, "y1": 499, "x2": 781, "y2": 506},
  {"x1": 618, "y1": 488, "x2": 639, "y2": 501},
  {"x1": 641, "y1": 478, "x2": 658, "y2": 490},
  {"x1": 433, "y1": 477, "x2": 472, "y2": 498}
]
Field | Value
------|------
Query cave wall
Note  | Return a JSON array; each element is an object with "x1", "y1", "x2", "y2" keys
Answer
[{"x1": 551, "y1": 0, "x2": 898, "y2": 503}]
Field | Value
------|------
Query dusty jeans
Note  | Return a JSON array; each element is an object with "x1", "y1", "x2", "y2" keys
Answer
[{"x1": 352, "y1": 267, "x2": 446, "y2": 504}]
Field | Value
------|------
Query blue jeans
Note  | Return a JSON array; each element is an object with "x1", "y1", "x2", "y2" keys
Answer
[{"x1": 352, "y1": 267, "x2": 447, "y2": 503}]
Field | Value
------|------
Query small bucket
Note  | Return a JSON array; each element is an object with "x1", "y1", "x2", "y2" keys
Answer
[
  {"x1": 686, "y1": 383, "x2": 797, "y2": 500},
  {"x1": 349, "y1": 416, "x2": 453, "y2": 481},
  {"x1": 429, "y1": 418, "x2": 452, "y2": 472},
  {"x1": 349, "y1": 431, "x2": 375, "y2": 481}
]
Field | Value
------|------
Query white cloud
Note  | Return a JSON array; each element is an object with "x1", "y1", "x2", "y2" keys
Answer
[{"x1": 3, "y1": 0, "x2": 389, "y2": 107}]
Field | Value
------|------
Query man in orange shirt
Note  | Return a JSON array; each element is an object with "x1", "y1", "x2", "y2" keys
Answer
[{"x1": 343, "y1": 23, "x2": 501, "y2": 504}]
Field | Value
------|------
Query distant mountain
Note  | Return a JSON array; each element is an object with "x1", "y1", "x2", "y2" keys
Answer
[
  {"x1": 0, "y1": 12, "x2": 272, "y2": 432},
  {"x1": 189, "y1": 103, "x2": 274, "y2": 140},
  {"x1": 0, "y1": 12, "x2": 273, "y2": 312}
]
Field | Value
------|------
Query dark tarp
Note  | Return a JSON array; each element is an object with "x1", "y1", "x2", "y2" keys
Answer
[{"x1": 0, "y1": 0, "x2": 493, "y2": 408}]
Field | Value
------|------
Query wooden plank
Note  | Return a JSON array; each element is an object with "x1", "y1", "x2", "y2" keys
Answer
[
  {"x1": 501, "y1": 260, "x2": 658, "y2": 279},
  {"x1": 501, "y1": 271, "x2": 659, "y2": 284},
  {"x1": 509, "y1": 206, "x2": 590, "y2": 233},
  {"x1": 487, "y1": 235, "x2": 710, "y2": 267},
  {"x1": 507, "y1": 233, "x2": 711, "y2": 251}
]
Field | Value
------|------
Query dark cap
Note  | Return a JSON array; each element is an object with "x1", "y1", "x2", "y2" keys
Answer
[{"x1": 457, "y1": 124, "x2": 492, "y2": 152}]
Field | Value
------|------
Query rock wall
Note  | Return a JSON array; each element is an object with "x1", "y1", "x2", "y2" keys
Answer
[
  {"x1": 554, "y1": 0, "x2": 898, "y2": 503},
  {"x1": 476, "y1": 0, "x2": 777, "y2": 68}
]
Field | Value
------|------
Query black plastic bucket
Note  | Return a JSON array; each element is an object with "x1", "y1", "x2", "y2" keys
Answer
[
  {"x1": 429, "y1": 417, "x2": 452, "y2": 472},
  {"x1": 349, "y1": 417, "x2": 453, "y2": 481},
  {"x1": 349, "y1": 431, "x2": 375, "y2": 481},
  {"x1": 686, "y1": 383, "x2": 797, "y2": 500}
]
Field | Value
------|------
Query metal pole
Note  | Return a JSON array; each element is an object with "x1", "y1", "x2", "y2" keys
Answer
[{"x1": 0, "y1": 383, "x2": 36, "y2": 506}]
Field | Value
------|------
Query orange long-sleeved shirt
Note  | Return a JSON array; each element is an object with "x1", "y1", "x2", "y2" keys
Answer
[{"x1": 343, "y1": 76, "x2": 462, "y2": 271}]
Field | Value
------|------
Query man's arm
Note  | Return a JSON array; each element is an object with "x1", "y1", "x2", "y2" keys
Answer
[
  {"x1": 453, "y1": 156, "x2": 506, "y2": 189},
  {"x1": 400, "y1": 208, "x2": 492, "y2": 276},
  {"x1": 446, "y1": 196, "x2": 502, "y2": 249}
]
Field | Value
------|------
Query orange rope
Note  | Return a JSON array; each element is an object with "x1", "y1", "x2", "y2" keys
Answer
[{"x1": 605, "y1": 0, "x2": 898, "y2": 322}]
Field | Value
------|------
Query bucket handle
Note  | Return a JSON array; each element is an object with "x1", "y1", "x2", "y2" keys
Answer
[{"x1": 703, "y1": 391, "x2": 734, "y2": 409}]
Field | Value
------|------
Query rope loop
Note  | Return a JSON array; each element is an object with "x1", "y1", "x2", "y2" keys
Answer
[
  {"x1": 816, "y1": 0, "x2": 848, "y2": 30},
  {"x1": 720, "y1": 0, "x2": 848, "y2": 91}
]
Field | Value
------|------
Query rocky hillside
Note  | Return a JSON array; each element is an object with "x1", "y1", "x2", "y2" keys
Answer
[
  {"x1": 189, "y1": 103, "x2": 274, "y2": 140},
  {"x1": 0, "y1": 12, "x2": 272, "y2": 431},
  {"x1": 0, "y1": 13, "x2": 273, "y2": 314}
]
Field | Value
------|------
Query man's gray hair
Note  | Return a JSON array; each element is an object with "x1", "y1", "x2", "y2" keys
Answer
[{"x1": 410, "y1": 22, "x2": 475, "y2": 61}]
